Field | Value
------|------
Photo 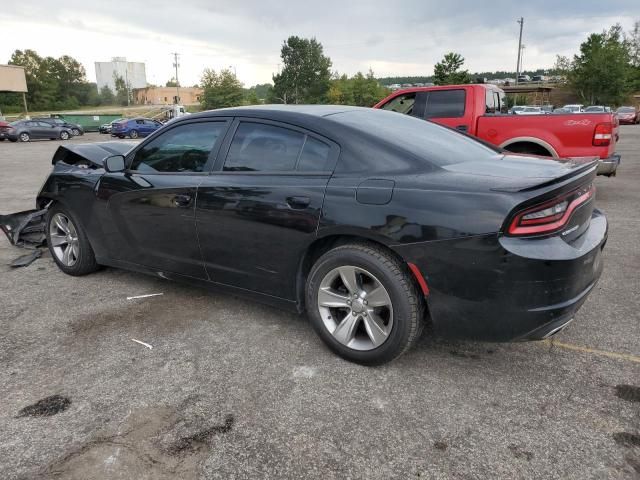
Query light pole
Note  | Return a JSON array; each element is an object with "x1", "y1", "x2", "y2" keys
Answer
[
  {"x1": 228, "y1": 65, "x2": 237, "y2": 77},
  {"x1": 516, "y1": 17, "x2": 524, "y2": 84},
  {"x1": 172, "y1": 52, "x2": 181, "y2": 104}
]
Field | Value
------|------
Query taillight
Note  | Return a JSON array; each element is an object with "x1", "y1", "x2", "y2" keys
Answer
[
  {"x1": 507, "y1": 184, "x2": 595, "y2": 236},
  {"x1": 593, "y1": 123, "x2": 612, "y2": 146}
]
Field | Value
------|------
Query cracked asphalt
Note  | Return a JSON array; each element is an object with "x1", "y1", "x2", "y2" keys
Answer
[{"x1": 0, "y1": 128, "x2": 638, "y2": 479}]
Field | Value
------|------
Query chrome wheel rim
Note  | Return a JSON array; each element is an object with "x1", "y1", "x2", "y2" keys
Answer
[
  {"x1": 317, "y1": 266, "x2": 393, "y2": 351},
  {"x1": 61, "y1": 132, "x2": 69, "y2": 140},
  {"x1": 20, "y1": 133, "x2": 29, "y2": 142},
  {"x1": 130, "y1": 130, "x2": 138, "y2": 138},
  {"x1": 49, "y1": 213, "x2": 79, "y2": 267}
]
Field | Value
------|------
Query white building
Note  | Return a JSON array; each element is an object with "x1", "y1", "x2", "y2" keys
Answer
[{"x1": 95, "y1": 57, "x2": 147, "y2": 93}]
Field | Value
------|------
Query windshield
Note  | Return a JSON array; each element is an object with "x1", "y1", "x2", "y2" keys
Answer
[
  {"x1": 585, "y1": 106, "x2": 603, "y2": 112},
  {"x1": 617, "y1": 107, "x2": 635, "y2": 113}
]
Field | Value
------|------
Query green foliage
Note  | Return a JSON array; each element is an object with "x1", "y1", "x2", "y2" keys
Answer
[
  {"x1": 626, "y1": 21, "x2": 640, "y2": 91},
  {"x1": 377, "y1": 76, "x2": 434, "y2": 86},
  {"x1": 433, "y1": 52, "x2": 471, "y2": 85},
  {"x1": 569, "y1": 24, "x2": 632, "y2": 105},
  {"x1": 200, "y1": 68, "x2": 244, "y2": 109},
  {"x1": 113, "y1": 74, "x2": 130, "y2": 106},
  {"x1": 5, "y1": 49, "x2": 92, "y2": 111},
  {"x1": 272, "y1": 36, "x2": 332, "y2": 104},
  {"x1": 165, "y1": 78, "x2": 178, "y2": 87},
  {"x1": 99, "y1": 85, "x2": 116, "y2": 106},
  {"x1": 328, "y1": 70, "x2": 390, "y2": 106}
]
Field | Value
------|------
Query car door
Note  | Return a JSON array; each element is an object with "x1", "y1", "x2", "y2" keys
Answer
[
  {"x1": 96, "y1": 119, "x2": 230, "y2": 278},
  {"x1": 29, "y1": 121, "x2": 48, "y2": 139},
  {"x1": 196, "y1": 118, "x2": 339, "y2": 299}
]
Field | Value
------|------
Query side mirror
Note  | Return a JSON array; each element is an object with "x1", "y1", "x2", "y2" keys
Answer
[{"x1": 104, "y1": 155, "x2": 126, "y2": 173}]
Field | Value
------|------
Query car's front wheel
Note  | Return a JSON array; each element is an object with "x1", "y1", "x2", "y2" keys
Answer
[
  {"x1": 60, "y1": 131, "x2": 70, "y2": 140},
  {"x1": 71, "y1": 128, "x2": 80, "y2": 136},
  {"x1": 306, "y1": 243, "x2": 424, "y2": 365},
  {"x1": 19, "y1": 132, "x2": 30, "y2": 142},
  {"x1": 46, "y1": 206, "x2": 99, "y2": 276},
  {"x1": 129, "y1": 129, "x2": 139, "y2": 139}
]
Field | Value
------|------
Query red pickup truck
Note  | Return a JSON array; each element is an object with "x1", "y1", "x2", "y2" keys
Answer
[{"x1": 373, "y1": 84, "x2": 620, "y2": 176}]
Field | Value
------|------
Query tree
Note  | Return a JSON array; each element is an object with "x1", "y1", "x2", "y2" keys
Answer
[
  {"x1": 272, "y1": 36, "x2": 332, "y2": 104},
  {"x1": 99, "y1": 86, "x2": 116, "y2": 105},
  {"x1": 200, "y1": 68, "x2": 244, "y2": 109},
  {"x1": 433, "y1": 52, "x2": 471, "y2": 85},
  {"x1": 113, "y1": 74, "x2": 129, "y2": 106},
  {"x1": 569, "y1": 24, "x2": 631, "y2": 105},
  {"x1": 625, "y1": 21, "x2": 640, "y2": 91},
  {"x1": 327, "y1": 70, "x2": 390, "y2": 106},
  {"x1": 166, "y1": 78, "x2": 179, "y2": 87}
]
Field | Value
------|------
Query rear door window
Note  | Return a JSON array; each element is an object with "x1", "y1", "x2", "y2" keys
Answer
[
  {"x1": 297, "y1": 137, "x2": 332, "y2": 171},
  {"x1": 424, "y1": 90, "x2": 466, "y2": 118},
  {"x1": 224, "y1": 122, "x2": 305, "y2": 172}
]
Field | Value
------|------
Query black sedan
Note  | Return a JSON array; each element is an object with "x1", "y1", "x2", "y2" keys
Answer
[
  {"x1": 5, "y1": 120, "x2": 73, "y2": 142},
  {"x1": 33, "y1": 106, "x2": 606, "y2": 365}
]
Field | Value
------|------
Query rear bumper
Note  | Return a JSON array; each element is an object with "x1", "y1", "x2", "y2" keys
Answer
[
  {"x1": 392, "y1": 210, "x2": 607, "y2": 342},
  {"x1": 596, "y1": 154, "x2": 620, "y2": 176}
]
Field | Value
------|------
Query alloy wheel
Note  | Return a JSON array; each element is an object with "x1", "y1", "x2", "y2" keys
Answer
[
  {"x1": 61, "y1": 131, "x2": 70, "y2": 140},
  {"x1": 317, "y1": 265, "x2": 393, "y2": 351},
  {"x1": 19, "y1": 133, "x2": 29, "y2": 142},
  {"x1": 49, "y1": 213, "x2": 80, "y2": 267}
]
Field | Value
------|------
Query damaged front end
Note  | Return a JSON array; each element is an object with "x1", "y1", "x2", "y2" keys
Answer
[{"x1": 0, "y1": 203, "x2": 51, "y2": 248}]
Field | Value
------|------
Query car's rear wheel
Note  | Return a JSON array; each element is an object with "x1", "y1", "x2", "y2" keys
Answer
[
  {"x1": 60, "y1": 131, "x2": 70, "y2": 140},
  {"x1": 46, "y1": 206, "x2": 99, "y2": 276},
  {"x1": 71, "y1": 128, "x2": 80, "y2": 136},
  {"x1": 129, "y1": 129, "x2": 139, "y2": 139},
  {"x1": 19, "y1": 132, "x2": 30, "y2": 142},
  {"x1": 306, "y1": 243, "x2": 424, "y2": 365}
]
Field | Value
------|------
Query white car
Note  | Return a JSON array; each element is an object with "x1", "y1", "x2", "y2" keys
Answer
[
  {"x1": 515, "y1": 106, "x2": 545, "y2": 115},
  {"x1": 563, "y1": 104, "x2": 584, "y2": 113}
]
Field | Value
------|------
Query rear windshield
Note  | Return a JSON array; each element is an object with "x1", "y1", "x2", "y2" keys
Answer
[{"x1": 330, "y1": 109, "x2": 501, "y2": 166}]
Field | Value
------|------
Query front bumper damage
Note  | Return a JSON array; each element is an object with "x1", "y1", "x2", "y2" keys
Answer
[{"x1": 0, "y1": 203, "x2": 50, "y2": 248}]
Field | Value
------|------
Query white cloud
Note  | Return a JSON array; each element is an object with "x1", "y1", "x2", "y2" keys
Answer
[{"x1": 0, "y1": 1, "x2": 637, "y2": 86}]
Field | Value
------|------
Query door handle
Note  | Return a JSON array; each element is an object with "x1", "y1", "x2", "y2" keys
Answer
[
  {"x1": 173, "y1": 194, "x2": 192, "y2": 207},
  {"x1": 456, "y1": 125, "x2": 469, "y2": 132},
  {"x1": 286, "y1": 196, "x2": 310, "y2": 209}
]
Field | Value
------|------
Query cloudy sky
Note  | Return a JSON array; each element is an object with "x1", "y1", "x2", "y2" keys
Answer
[{"x1": 1, "y1": 1, "x2": 638, "y2": 87}]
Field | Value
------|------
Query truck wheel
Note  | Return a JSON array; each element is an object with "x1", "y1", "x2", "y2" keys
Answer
[{"x1": 306, "y1": 243, "x2": 424, "y2": 365}]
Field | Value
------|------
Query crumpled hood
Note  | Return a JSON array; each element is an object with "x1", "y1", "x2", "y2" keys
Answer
[{"x1": 52, "y1": 141, "x2": 136, "y2": 168}]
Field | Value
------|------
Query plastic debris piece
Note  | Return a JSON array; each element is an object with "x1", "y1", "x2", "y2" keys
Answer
[
  {"x1": 126, "y1": 293, "x2": 164, "y2": 300},
  {"x1": 131, "y1": 338, "x2": 153, "y2": 349},
  {"x1": 10, "y1": 249, "x2": 43, "y2": 268}
]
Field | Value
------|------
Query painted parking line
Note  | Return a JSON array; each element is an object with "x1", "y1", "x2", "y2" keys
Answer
[{"x1": 542, "y1": 339, "x2": 640, "y2": 364}]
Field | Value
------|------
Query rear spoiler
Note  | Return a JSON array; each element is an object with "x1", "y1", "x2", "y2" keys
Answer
[{"x1": 491, "y1": 159, "x2": 598, "y2": 193}]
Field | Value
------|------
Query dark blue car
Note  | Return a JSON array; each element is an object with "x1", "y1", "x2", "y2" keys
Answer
[{"x1": 111, "y1": 118, "x2": 163, "y2": 139}]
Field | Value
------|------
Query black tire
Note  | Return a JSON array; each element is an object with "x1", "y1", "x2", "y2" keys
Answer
[
  {"x1": 46, "y1": 204, "x2": 99, "y2": 276},
  {"x1": 60, "y1": 131, "x2": 70, "y2": 140},
  {"x1": 306, "y1": 242, "x2": 424, "y2": 365},
  {"x1": 129, "y1": 129, "x2": 139, "y2": 139},
  {"x1": 0, "y1": 138, "x2": 5, "y2": 141},
  {"x1": 19, "y1": 132, "x2": 30, "y2": 142}
]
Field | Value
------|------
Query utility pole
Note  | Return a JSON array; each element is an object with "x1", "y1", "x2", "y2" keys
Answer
[
  {"x1": 516, "y1": 17, "x2": 524, "y2": 84},
  {"x1": 172, "y1": 52, "x2": 180, "y2": 104}
]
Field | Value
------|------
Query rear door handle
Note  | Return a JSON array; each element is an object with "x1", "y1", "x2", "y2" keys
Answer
[
  {"x1": 456, "y1": 125, "x2": 469, "y2": 132},
  {"x1": 286, "y1": 196, "x2": 310, "y2": 209},
  {"x1": 173, "y1": 194, "x2": 192, "y2": 207}
]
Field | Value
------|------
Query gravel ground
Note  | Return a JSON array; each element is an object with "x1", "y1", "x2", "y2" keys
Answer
[{"x1": 0, "y1": 129, "x2": 638, "y2": 479}]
